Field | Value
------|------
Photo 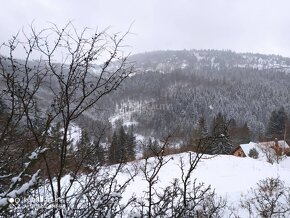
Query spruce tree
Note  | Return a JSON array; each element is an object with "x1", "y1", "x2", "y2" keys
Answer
[
  {"x1": 230, "y1": 122, "x2": 251, "y2": 146},
  {"x1": 118, "y1": 126, "x2": 127, "y2": 162},
  {"x1": 75, "y1": 128, "x2": 92, "y2": 165},
  {"x1": 152, "y1": 139, "x2": 160, "y2": 154},
  {"x1": 210, "y1": 113, "x2": 232, "y2": 155},
  {"x1": 78, "y1": 129, "x2": 90, "y2": 149},
  {"x1": 108, "y1": 131, "x2": 118, "y2": 164},
  {"x1": 266, "y1": 107, "x2": 288, "y2": 139},
  {"x1": 50, "y1": 122, "x2": 63, "y2": 151},
  {"x1": 240, "y1": 123, "x2": 251, "y2": 143},
  {"x1": 196, "y1": 116, "x2": 208, "y2": 138},
  {"x1": 144, "y1": 138, "x2": 160, "y2": 157},
  {"x1": 211, "y1": 113, "x2": 227, "y2": 137},
  {"x1": 126, "y1": 126, "x2": 136, "y2": 161},
  {"x1": 190, "y1": 116, "x2": 208, "y2": 152},
  {"x1": 144, "y1": 138, "x2": 153, "y2": 157},
  {"x1": 93, "y1": 139, "x2": 105, "y2": 165}
]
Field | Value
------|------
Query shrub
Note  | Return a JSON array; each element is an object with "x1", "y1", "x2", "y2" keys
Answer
[
  {"x1": 248, "y1": 148, "x2": 259, "y2": 159},
  {"x1": 241, "y1": 177, "x2": 290, "y2": 217}
]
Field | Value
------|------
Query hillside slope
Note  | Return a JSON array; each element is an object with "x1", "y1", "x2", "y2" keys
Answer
[{"x1": 106, "y1": 50, "x2": 290, "y2": 139}]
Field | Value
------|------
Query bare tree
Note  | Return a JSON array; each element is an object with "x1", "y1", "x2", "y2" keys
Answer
[
  {"x1": 0, "y1": 22, "x2": 133, "y2": 217},
  {"x1": 133, "y1": 134, "x2": 227, "y2": 217},
  {"x1": 259, "y1": 143, "x2": 285, "y2": 164},
  {"x1": 0, "y1": 29, "x2": 50, "y2": 214},
  {"x1": 241, "y1": 177, "x2": 290, "y2": 218},
  {"x1": 133, "y1": 135, "x2": 172, "y2": 217}
]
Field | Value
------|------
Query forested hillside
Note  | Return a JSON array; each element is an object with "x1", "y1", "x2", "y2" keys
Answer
[{"x1": 104, "y1": 50, "x2": 290, "y2": 141}]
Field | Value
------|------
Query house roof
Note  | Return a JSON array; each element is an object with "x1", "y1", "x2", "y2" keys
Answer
[
  {"x1": 240, "y1": 142, "x2": 261, "y2": 157},
  {"x1": 259, "y1": 140, "x2": 289, "y2": 149},
  {"x1": 237, "y1": 140, "x2": 289, "y2": 161}
]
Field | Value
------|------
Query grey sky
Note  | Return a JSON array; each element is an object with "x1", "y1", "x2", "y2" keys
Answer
[{"x1": 0, "y1": 0, "x2": 290, "y2": 56}]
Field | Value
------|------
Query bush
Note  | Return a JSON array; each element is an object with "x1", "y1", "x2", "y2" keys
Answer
[
  {"x1": 241, "y1": 177, "x2": 290, "y2": 217},
  {"x1": 248, "y1": 148, "x2": 259, "y2": 159}
]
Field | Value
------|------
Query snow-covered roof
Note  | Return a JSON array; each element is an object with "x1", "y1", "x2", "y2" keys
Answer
[
  {"x1": 239, "y1": 140, "x2": 289, "y2": 161},
  {"x1": 240, "y1": 142, "x2": 260, "y2": 157},
  {"x1": 240, "y1": 140, "x2": 289, "y2": 156},
  {"x1": 259, "y1": 140, "x2": 289, "y2": 149}
]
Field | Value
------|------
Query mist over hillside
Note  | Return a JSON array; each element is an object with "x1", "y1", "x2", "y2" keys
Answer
[{"x1": 102, "y1": 49, "x2": 290, "y2": 140}]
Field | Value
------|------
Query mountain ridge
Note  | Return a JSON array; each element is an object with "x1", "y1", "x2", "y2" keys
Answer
[{"x1": 129, "y1": 49, "x2": 290, "y2": 74}]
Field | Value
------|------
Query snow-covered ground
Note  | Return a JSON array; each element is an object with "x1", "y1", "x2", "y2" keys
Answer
[
  {"x1": 118, "y1": 153, "x2": 290, "y2": 216},
  {"x1": 31, "y1": 152, "x2": 290, "y2": 216},
  {"x1": 124, "y1": 153, "x2": 290, "y2": 194}
]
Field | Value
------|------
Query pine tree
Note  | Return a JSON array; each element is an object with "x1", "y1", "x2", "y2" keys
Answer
[
  {"x1": 93, "y1": 139, "x2": 105, "y2": 165},
  {"x1": 210, "y1": 113, "x2": 232, "y2": 155},
  {"x1": 144, "y1": 138, "x2": 153, "y2": 157},
  {"x1": 126, "y1": 126, "x2": 136, "y2": 161},
  {"x1": 75, "y1": 128, "x2": 92, "y2": 165},
  {"x1": 266, "y1": 107, "x2": 288, "y2": 139},
  {"x1": 240, "y1": 123, "x2": 251, "y2": 143},
  {"x1": 50, "y1": 122, "x2": 63, "y2": 151},
  {"x1": 152, "y1": 139, "x2": 160, "y2": 154},
  {"x1": 108, "y1": 126, "x2": 136, "y2": 164},
  {"x1": 195, "y1": 116, "x2": 208, "y2": 139},
  {"x1": 118, "y1": 126, "x2": 127, "y2": 162},
  {"x1": 108, "y1": 131, "x2": 118, "y2": 164},
  {"x1": 144, "y1": 138, "x2": 160, "y2": 157},
  {"x1": 230, "y1": 122, "x2": 251, "y2": 146},
  {"x1": 190, "y1": 116, "x2": 208, "y2": 152},
  {"x1": 211, "y1": 113, "x2": 227, "y2": 137},
  {"x1": 78, "y1": 129, "x2": 90, "y2": 149}
]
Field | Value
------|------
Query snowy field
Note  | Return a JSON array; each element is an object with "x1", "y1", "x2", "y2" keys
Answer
[
  {"x1": 16, "y1": 151, "x2": 290, "y2": 217},
  {"x1": 118, "y1": 153, "x2": 290, "y2": 216}
]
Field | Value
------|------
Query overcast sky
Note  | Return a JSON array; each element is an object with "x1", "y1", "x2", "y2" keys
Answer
[{"x1": 0, "y1": 0, "x2": 290, "y2": 57}]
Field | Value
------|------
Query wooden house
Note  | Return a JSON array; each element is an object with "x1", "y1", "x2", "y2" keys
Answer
[{"x1": 232, "y1": 139, "x2": 289, "y2": 158}]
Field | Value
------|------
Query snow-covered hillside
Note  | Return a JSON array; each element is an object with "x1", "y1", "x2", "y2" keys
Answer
[{"x1": 130, "y1": 50, "x2": 290, "y2": 73}]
